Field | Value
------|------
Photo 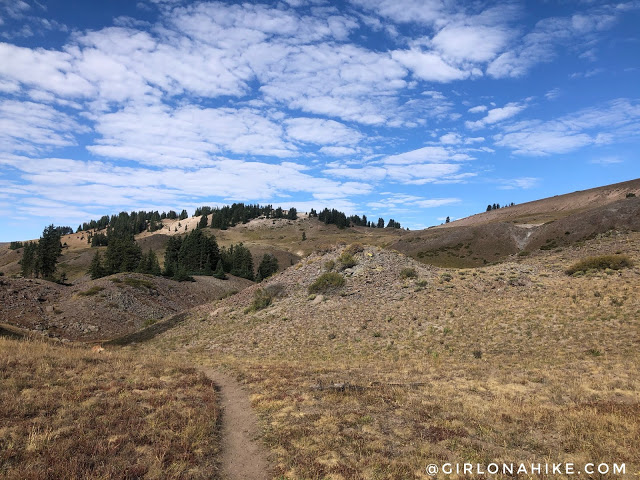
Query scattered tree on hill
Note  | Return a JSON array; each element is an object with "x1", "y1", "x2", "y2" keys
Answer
[
  {"x1": 377, "y1": 218, "x2": 385, "y2": 228},
  {"x1": 9, "y1": 241, "x2": 24, "y2": 250},
  {"x1": 257, "y1": 254, "x2": 279, "y2": 282},
  {"x1": 386, "y1": 219, "x2": 401, "y2": 229},
  {"x1": 36, "y1": 225, "x2": 63, "y2": 279},
  {"x1": 137, "y1": 249, "x2": 161, "y2": 276},
  {"x1": 179, "y1": 209, "x2": 189, "y2": 220},
  {"x1": 213, "y1": 259, "x2": 227, "y2": 280},
  {"x1": 104, "y1": 234, "x2": 142, "y2": 275},
  {"x1": 445, "y1": 216, "x2": 450, "y2": 224},
  {"x1": 163, "y1": 229, "x2": 220, "y2": 279},
  {"x1": 286, "y1": 207, "x2": 297, "y2": 220},
  {"x1": 220, "y1": 243, "x2": 254, "y2": 280},
  {"x1": 198, "y1": 214, "x2": 208, "y2": 229},
  {"x1": 89, "y1": 251, "x2": 106, "y2": 279},
  {"x1": 19, "y1": 242, "x2": 37, "y2": 277}
]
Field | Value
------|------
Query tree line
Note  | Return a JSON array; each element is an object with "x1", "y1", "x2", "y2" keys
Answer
[{"x1": 310, "y1": 208, "x2": 401, "y2": 229}]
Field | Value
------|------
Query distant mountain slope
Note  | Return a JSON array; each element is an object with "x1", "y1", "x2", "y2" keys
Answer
[
  {"x1": 448, "y1": 177, "x2": 640, "y2": 227},
  {"x1": 392, "y1": 180, "x2": 640, "y2": 267}
]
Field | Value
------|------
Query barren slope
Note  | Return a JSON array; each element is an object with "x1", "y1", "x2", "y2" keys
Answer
[{"x1": 0, "y1": 272, "x2": 251, "y2": 341}]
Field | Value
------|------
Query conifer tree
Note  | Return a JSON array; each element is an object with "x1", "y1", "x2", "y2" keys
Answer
[{"x1": 89, "y1": 250, "x2": 106, "y2": 279}]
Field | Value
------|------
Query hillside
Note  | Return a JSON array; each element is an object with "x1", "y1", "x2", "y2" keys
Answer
[
  {"x1": 448, "y1": 177, "x2": 640, "y2": 227},
  {"x1": 0, "y1": 272, "x2": 251, "y2": 341},
  {"x1": 0, "y1": 215, "x2": 406, "y2": 282},
  {"x1": 392, "y1": 183, "x2": 640, "y2": 267},
  {"x1": 140, "y1": 231, "x2": 640, "y2": 478}
]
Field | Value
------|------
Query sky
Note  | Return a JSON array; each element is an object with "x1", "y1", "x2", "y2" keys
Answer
[{"x1": 0, "y1": 0, "x2": 639, "y2": 241}]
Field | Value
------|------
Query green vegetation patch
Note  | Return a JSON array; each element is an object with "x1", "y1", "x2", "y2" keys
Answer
[
  {"x1": 566, "y1": 254, "x2": 633, "y2": 275},
  {"x1": 245, "y1": 288, "x2": 273, "y2": 313},
  {"x1": 308, "y1": 272, "x2": 345, "y2": 294},
  {"x1": 400, "y1": 267, "x2": 417, "y2": 279},
  {"x1": 77, "y1": 286, "x2": 105, "y2": 297}
]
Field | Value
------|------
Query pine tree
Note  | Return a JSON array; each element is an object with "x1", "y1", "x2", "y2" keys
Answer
[
  {"x1": 89, "y1": 251, "x2": 106, "y2": 279},
  {"x1": 198, "y1": 214, "x2": 208, "y2": 229},
  {"x1": 20, "y1": 242, "x2": 37, "y2": 277},
  {"x1": 445, "y1": 216, "x2": 450, "y2": 223},
  {"x1": 213, "y1": 259, "x2": 227, "y2": 280},
  {"x1": 257, "y1": 254, "x2": 279, "y2": 281},
  {"x1": 36, "y1": 224, "x2": 62, "y2": 279}
]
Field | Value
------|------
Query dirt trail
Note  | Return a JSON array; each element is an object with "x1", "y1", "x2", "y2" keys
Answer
[{"x1": 201, "y1": 368, "x2": 271, "y2": 480}]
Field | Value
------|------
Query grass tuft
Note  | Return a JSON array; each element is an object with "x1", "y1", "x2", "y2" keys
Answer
[
  {"x1": 308, "y1": 272, "x2": 345, "y2": 294},
  {"x1": 565, "y1": 254, "x2": 633, "y2": 275}
]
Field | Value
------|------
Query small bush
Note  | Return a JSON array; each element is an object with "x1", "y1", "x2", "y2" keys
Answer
[
  {"x1": 626, "y1": 192, "x2": 636, "y2": 198},
  {"x1": 338, "y1": 252, "x2": 357, "y2": 269},
  {"x1": 308, "y1": 272, "x2": 345, "y2": 294},
  {"x1": 517, "y1": 250, "x2": 530, "y2": 257},
  {"x1": 324, "y1": 260, "x2": 336, "y2": 271},
  {"x1": 565, "y1": 254, "x2": 633, "y2": 275},
  {"x1": 245, "y1": 288, "x2": 273, "y2": 313},
  {"x1": 344, "y1": 243, "x2": 364, "y2": 256},
  {"x1": 77, "y1": 286, "x2": 105, "y2": 297},
  {"x1": 440, "y1": 273, "x2": 452, "y2": 282},
  {"x1": 400, "y1": 267, "x2": 417, "y2": 279}
]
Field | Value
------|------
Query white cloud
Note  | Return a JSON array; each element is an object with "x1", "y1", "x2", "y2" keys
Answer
[
  {"x1": 319, "y1": 146, "x2": 359, "y2": 156},
  {"x1": 367, "y1": 193, "x2": 460, "y2": 210},
  {"x1": 589, "y1": 156, "x2": 623, "y2": 165},
  {"x1": 286, "y1": 117, "x2": 362, "y2": 145},
  {"x1": 468, "y1": 105, "x2": 487, "y2": 113},
  {"x1": 431, "y1": 25, "x2": 511, "y2": 63},
  {"x1": 392, "y1": 49, "x2": 469, "y2": 83},
  {"x1": 498, "y1": 177, "x2": 539, "y2": 189},
  {"x1": 88, "y1": 104, "x2": 297, "y2": 166},
  {"x1": 382, "y1": 146, "x2": 471, "y2": 165},
  {"x1": 487, "y1": 7, "x2": 622, "y2": 78},
  {"x1": 465, "y1": 102, "x2": 524, "y2": 130},
  {"x1": 494, "y1": 99, "x2": 640, "y2": 155},
  {"x1": 0, "y1": 99, "x2": 87, "y2": 154}
]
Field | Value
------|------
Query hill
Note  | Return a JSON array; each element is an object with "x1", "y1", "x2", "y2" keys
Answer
[
  {"x1": 0, "y1": 272, "x2": 251, "y2": 341},
  {"x1": 392, "y1": 179, "x2": 640, "y2": 267},
  {"x1": 140, "y1": 231, "x2": 640, "y2": 478}
]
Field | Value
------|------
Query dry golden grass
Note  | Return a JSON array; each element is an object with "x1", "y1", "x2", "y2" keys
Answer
[
  {"x1": 144, "y1": 231, "x2": 640, "y2": 479},
  {"x1": 0, "y1": 337, "x2": 221, "y2": 480}
]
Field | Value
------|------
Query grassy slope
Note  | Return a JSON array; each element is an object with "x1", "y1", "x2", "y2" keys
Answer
[
  {"x1": 0, "y1": 337, "x2": 220, "y2": 480},
  {"x1": 143, "y1": 231, "x2": 640, "y2": 479}
]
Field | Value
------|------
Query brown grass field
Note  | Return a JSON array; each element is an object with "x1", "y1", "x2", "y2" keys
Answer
[{"x1": 0, "y1": 338, "x2": 221, "y2": 480}]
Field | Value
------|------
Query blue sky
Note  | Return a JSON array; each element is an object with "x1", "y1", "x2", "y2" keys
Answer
[{"x1": 0, "y1": 0, "x2": 639, "y2": 241}]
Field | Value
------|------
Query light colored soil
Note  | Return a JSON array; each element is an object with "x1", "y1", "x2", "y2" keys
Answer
[{"x1": 201, "y1": 368, "x2": 270, "y2": 480}]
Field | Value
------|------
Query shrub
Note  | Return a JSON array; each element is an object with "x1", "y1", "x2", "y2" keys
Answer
[
  {"x1": 308, "y1": 272, "x2": 345, "y2": 294},
  {"x1": 324, "y1": 260, "x2": 336, "y2": 271},
  {"x1": 245, "y1": 288, "x2": 273, "y2": 313},
  {"x1": 400, "y1": 267, "x2": 417, "y2": 279},
  {"x1": 626, "y1": 192, "x2": 636, "y2": 198},
  {"x1": 338, "y1": 252, "x2": 357, "y2": 269},
  {"x1": 517, "y1": 250, "x2": 530, "y2": 257},
  {"x1": 344, "y1": 243, "x2": 364, "y2": 256},
  {"x1": 565, "y1": 254, "x2": 633, "y2": 275}
]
